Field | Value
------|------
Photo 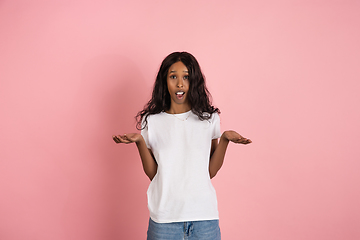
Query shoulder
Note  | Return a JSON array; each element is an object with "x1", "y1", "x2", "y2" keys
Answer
[
  {"x1": 210, "y1": 112, "x2": 220, "y2": 125},
  {"x1": 211, "y1": 112, "x2": 220, "y2": 119},
  {"x1": 142, "y1": 112, "x2": 167, "y2": 125},
  {"x1": 148, "y1": 112, "x2": 167, "y2": 120},
  {"x1": 201, "y1": 112, "x2": 220, "y2": 121}
]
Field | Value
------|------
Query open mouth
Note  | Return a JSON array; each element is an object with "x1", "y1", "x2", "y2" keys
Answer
[{"x1": 176, "y1": 91, "x2": 185, "y2": 99}]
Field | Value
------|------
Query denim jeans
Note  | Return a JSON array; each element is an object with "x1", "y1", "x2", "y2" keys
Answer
[{"x1": 147, "y1": 218, "x2": 221, "y2": 240}]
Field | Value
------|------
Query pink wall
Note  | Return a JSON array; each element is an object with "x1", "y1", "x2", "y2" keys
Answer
[{"x1": 1, "y1": 0, "x2": 359, "y2": 239}]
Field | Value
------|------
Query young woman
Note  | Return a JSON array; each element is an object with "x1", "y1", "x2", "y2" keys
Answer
[{"x1": 113, "y1": 52, "x2": 251, "y2": 240}]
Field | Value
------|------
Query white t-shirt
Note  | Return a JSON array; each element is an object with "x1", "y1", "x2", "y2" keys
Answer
[{"x1": 141, "y1": 110, "x2": 221, "y2": 223}]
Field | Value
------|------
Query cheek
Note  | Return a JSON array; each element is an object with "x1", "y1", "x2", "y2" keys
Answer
[
  {"x1": 185, "y1": 81, "x2": 190, "y2": 90},
  {"x1": 167, "y1": 79, "x2": 178, "y2": 90}
]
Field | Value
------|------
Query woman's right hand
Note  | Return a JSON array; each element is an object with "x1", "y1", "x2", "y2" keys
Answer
[{"x1": 112, "y1": 133, "x2": 143, "y2": 144}]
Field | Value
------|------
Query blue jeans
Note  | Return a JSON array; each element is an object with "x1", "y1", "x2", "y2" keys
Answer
[{"x1": 147, "y1": 218, "x2": 221, "y2": 240}]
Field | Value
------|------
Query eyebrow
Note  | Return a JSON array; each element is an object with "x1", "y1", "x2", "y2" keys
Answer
[{"x1": 169, "y1": 70, "x2": 189, "y2": 73}]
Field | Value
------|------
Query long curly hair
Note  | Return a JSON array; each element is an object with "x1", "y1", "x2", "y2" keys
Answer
[{"x1": 136, "y1": 52, "x2": 220, "y2": 130}]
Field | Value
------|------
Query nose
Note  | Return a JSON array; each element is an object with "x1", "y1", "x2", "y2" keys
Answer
[{"x1": 177, "y1": 78, "x2": 183, "y2": 88}]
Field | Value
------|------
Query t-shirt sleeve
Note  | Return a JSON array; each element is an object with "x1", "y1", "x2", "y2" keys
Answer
[
  {"x1": 212, "y1": 113, "x2": 221, "y2": 139},
  {"x1": 141, "y1": 117, "x2": 151, "y2": 149}
]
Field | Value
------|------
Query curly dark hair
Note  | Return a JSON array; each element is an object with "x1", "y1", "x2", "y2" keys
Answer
[{"x1": 136, "y1": 51, "x2": 220, "y2": 130}]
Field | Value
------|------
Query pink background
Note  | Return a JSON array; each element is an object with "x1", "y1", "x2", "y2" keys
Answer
[{"x1": 1, "y1": 0, "x2": 359, "y2": 239}]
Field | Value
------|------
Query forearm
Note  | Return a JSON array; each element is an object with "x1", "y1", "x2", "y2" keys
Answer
[
  {"x1": 209, "y1": 133, "x2": 229, "y2": 179},
  {"x1": 136, "y1": 139, "x2": 157, "y2": 180}
]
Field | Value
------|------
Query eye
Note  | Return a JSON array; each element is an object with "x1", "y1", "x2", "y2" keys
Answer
[
  {"x1": 169, "y1": 75, "x2": 176, "y2": 79},
  {"x1": 183, "y1": 75, "x2": 189, "y2": 80}
]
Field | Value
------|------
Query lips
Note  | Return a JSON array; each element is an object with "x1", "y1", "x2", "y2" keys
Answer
[{"x1": 176, "y1": 91, "x2": 185, "y2": 99}]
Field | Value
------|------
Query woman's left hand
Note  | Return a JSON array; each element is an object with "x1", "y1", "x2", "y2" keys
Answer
[{"x1": 222, "y1": 130, "x2": 252, "y2": 144}]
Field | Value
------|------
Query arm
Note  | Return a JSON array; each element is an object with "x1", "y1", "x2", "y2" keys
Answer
[
  {"x1": 113, "y1": 133, "x2": 157, "y2": 180},
  {"x1": 209, "y1": 130, "x2": 252, "y2": 179}
]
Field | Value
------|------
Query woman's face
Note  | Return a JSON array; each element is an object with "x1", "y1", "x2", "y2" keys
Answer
[{"x1": 166, "y1": 61, "x2": 190, "y2": 110}]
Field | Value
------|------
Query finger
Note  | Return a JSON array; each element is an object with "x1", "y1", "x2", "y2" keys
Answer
[
  {"x1": 232, "y1": 138, "x2": 250, "y2": 144},
  {"x1": 123, "y1": 136, "x2": 134, "y2": 143},
  {"x1": 241, "y1": 139, "x2": 252, "y2": 144},
  {"x1": 116, "y1": 136, "x2": 126, "y2": 143},
  {"x1": 112, "y1": 136, "x2": 121, "y2": 143},
  {"x1": 118, "y1": 135, "x2": 128, "y2": 140},
  {"x1": 116, "y1": 135, "x2": 131, "y2": 143},
  {"x1": 120, "y1": 138, "x2": 131, "y2": 143},
  {"x1": 235, "y1": 136, "x2": 244, "y2": 142}
]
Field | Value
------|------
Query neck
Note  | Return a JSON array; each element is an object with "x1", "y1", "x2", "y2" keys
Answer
[{"x1": 167, "y1": 103, "x2": 191, "y2": 114}]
